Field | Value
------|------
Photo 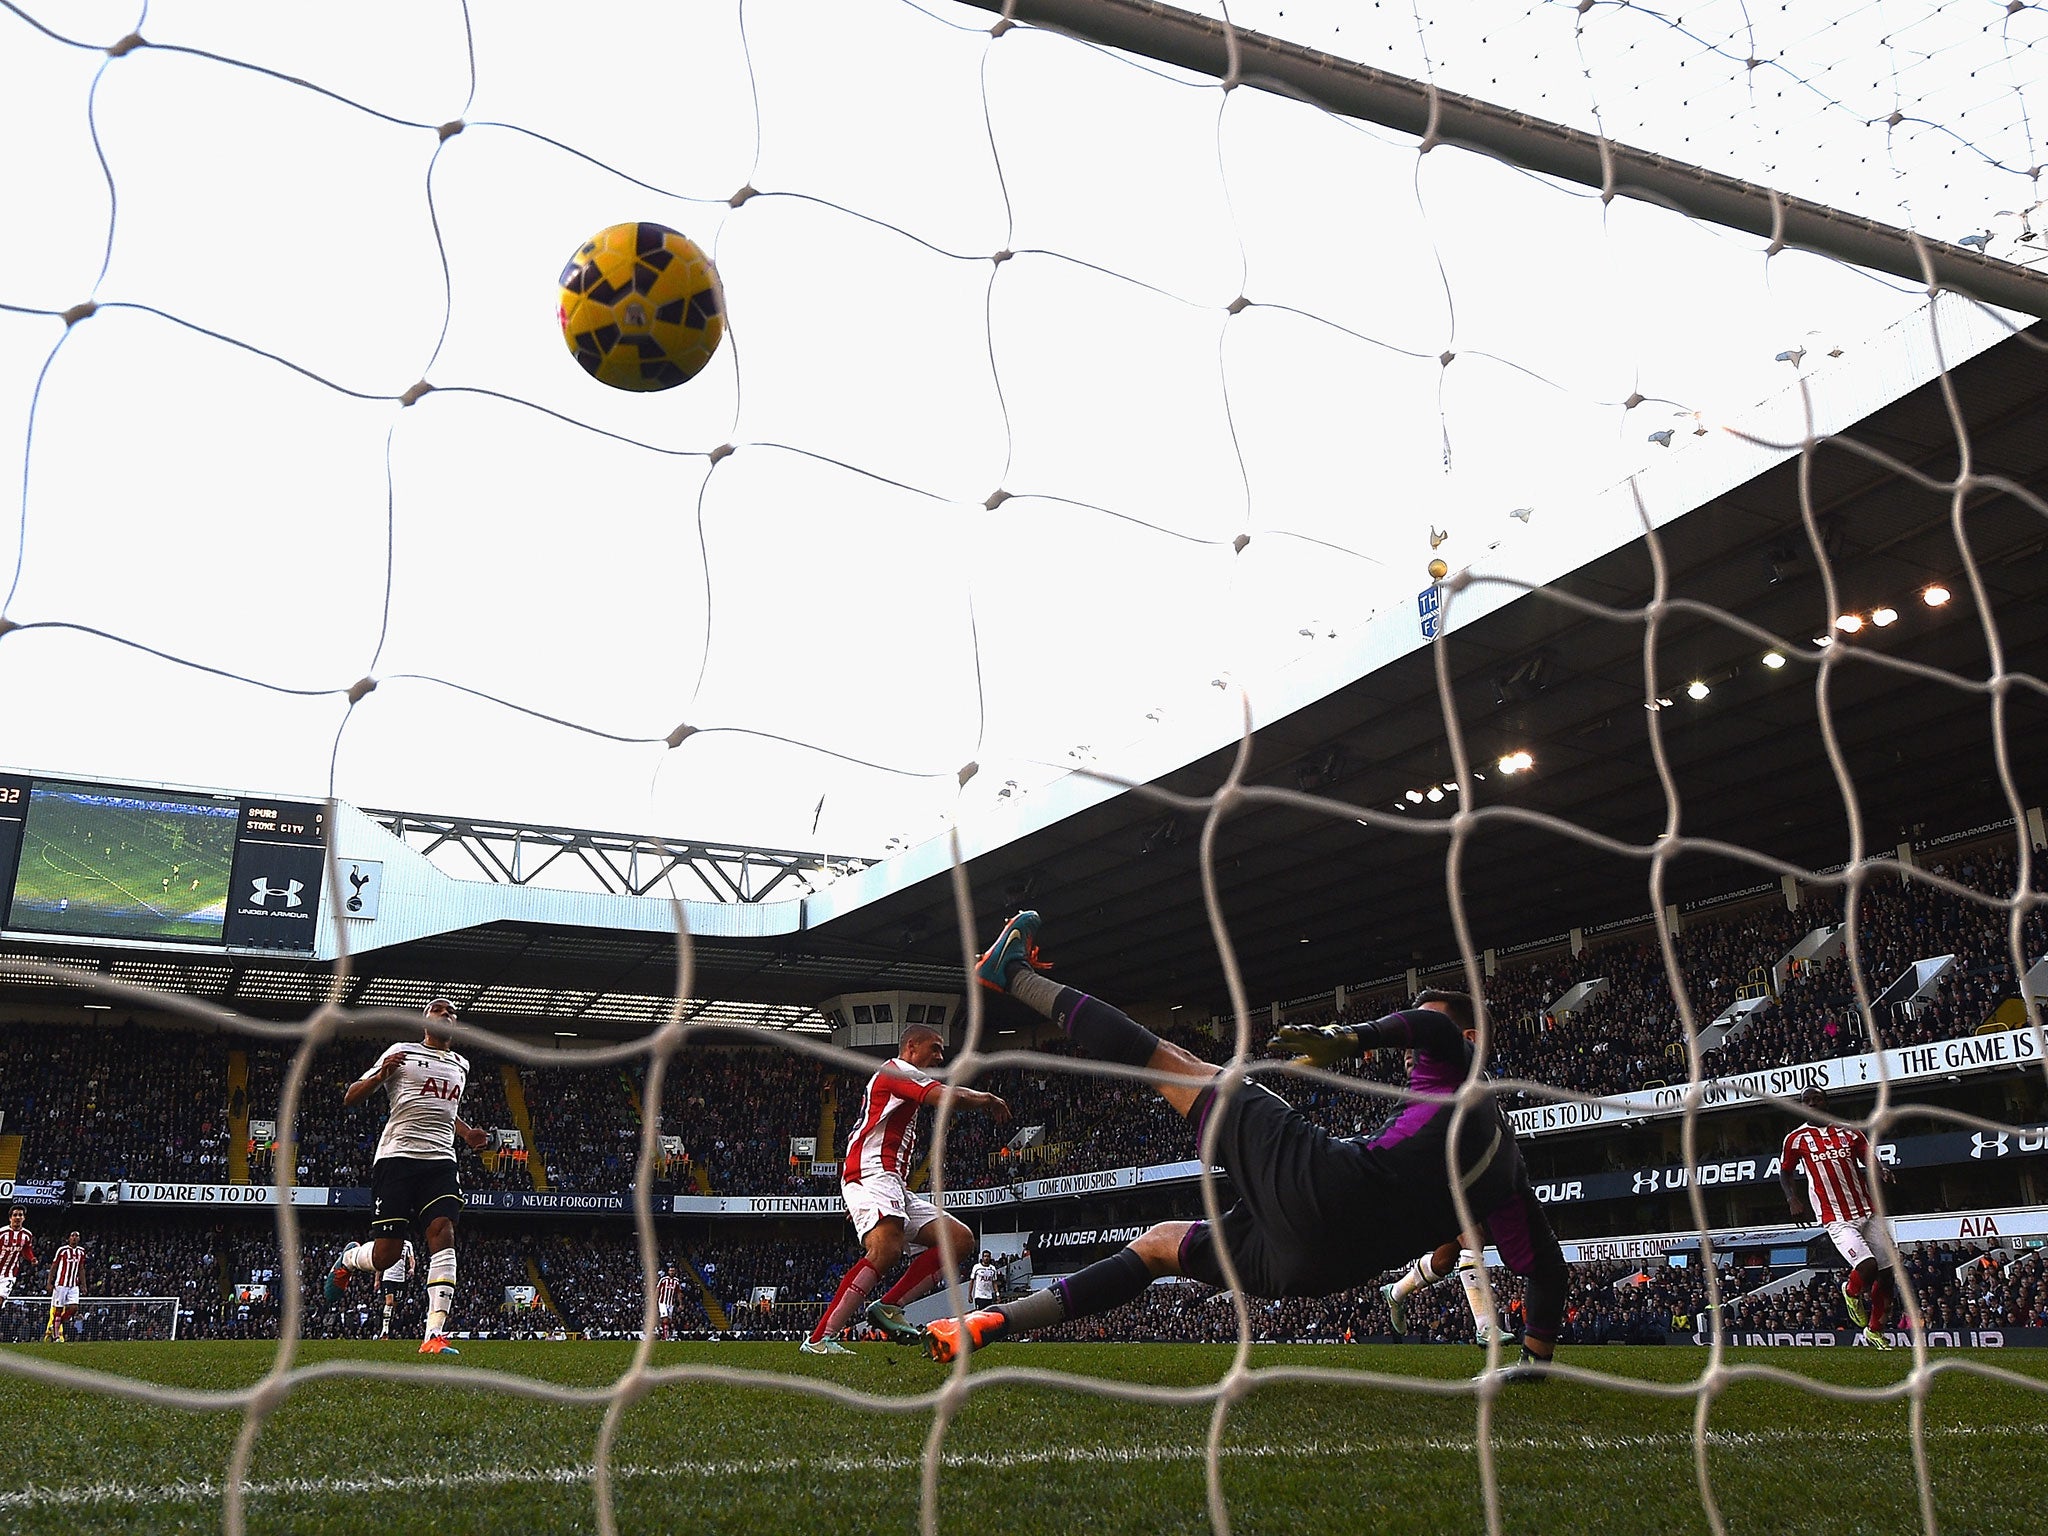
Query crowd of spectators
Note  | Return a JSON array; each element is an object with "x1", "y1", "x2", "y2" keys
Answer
[
  {"x1": 0, "y1": 1021, "x2": 233, "y2": 1184},
  {"x1": 3, "y1": 840, "x2": 2042, "y2": 1203}
]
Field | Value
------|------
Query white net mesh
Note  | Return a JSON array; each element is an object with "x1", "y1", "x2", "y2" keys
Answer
[{"x1": 2, "y1": 1, "x2": 2047, "y2": 1532}]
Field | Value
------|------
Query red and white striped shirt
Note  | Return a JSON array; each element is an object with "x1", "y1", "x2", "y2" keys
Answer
[
  {"x1": 51, "y1": 1243, "x2": 87, "y2": 1290},
  {"x1": 842, "y1": 1057, "x2": 942, "y2": 1184},
  {"x1": 0, "y1": 1226, "x2": 35, "y2": 1280},
  {"x1": 1781, "y1": 1122, "x2": 1876, "y2": 1223},
  {"x1": 656, "y1": 1273, "x2": 682, "y2": 1310}
]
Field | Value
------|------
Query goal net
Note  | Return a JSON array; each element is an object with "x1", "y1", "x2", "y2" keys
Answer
[{"x1": 1, "y1": 1, "x2": 2046, "y2": 1533}]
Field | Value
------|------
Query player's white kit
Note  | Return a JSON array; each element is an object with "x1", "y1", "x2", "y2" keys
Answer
[
  {"x1": 0, "y1": 1226, "x2": 35, "y2": 1298},
  {"x1": 369, "y1": 1043, "x2": 470, "y2": 1161},
  {"x1": 50, "y1": 1243, "x2": 86, "y2": 1307},
  {"x1": 840, "y1": 1057, "x2": 944, "y2": 1241},
  {"x1": 1782, "y1": 1122, "x2": 1886, "y2": 1266},
  {"x1": 970, "y1": 1260, "x2": 999, "y2": 1305},
  {"x1": 382, "y1": 1241, "x2": 416, "y2": 1287}
]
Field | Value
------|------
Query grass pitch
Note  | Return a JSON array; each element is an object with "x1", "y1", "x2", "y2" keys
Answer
[{"x1": 4, "y1": 1341, "x2": 2045, "y2": 1534}]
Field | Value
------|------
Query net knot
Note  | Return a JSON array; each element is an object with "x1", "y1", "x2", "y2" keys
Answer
[
  {"x1": 399, "y1": 381, "x2": 434, "y2": 406},
  {"x1": 729, "y1": 184, "x2": 758, "y2": 208},
  {"x1": 106, "y1": 32, "x2": 146, "y2": 57},
  {"x1": 61, "y1": 301, "x2": 97, "y2": 327},
  {"x1": 347, "y1": 677, "x2": 377, "y2": 704},
  {"x1": 666, "y1": 723, "x2": 698, "y2": 748},
  {"x1": 1232, "y1": 533, "x2": 1250, "y2": 553},
  {"x1": 437, "y1": 120, "x2": 465, "y2": 142},
  {"x1": 1622, "y1": 391, "x2": 1645, "y2": 410},
  {"x1": 709, "y1": 442, "x2": 736, "y2": 464},
  {"x1": 991, "y1": 249, "x2": 1013, "y2": 265},
  {"x1": 985, "y1": 488, "x2": 1010, "y2": 510},
  {"x1": 957, "y1": 760, "x2": 979, "y2": 788},
  {"x1": 1226, "y1": 295, "x2": 1250, "y2": 315}
]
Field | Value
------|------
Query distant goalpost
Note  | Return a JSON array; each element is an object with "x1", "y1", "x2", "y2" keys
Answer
[{"x1": 6, "y1": 1295, "x2": 183, "y2": 1342}]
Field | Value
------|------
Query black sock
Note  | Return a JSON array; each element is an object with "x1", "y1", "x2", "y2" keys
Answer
[
  {"x1": 1050, "y1": 988, "x2": 1161, "y2": 1069},
  {"x1": 1055, "y1": 1246, "x2": 1156, "y2": 1322}
]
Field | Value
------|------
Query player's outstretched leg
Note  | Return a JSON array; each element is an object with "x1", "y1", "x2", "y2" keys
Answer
[
  {"x1": 925, "y1": 1225, "x2": 1185, "y2": 1361},
  {"x1": 1383, "y1": 1239, "x2": 1460, "y2": 1337},
  {"x1": 978, "y1": 912, "x2": 1218, "y2": 1120}
]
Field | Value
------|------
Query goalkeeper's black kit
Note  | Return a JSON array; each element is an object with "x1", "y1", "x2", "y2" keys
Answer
[{"x1": 1177, "y1": 1007, "x2": 1568, "y2": 1349}]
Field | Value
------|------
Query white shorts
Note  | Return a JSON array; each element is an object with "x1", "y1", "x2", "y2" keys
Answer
[
  {"x1": 51, "y1": 1285, "x2": 80, "y2": 1308},
  {"x1": 842, "y1": 1175, "x2": 943, "y2": 1244},
  {"x1": 657, "y1": 1302, "x2": 674, "y2": 1320},
  {"x1": 0, "y1": 1275, "x2": 15, "y2": 1299},
  {"x1": 1827, "y1": 1216, "x2": 1887, "y2": 1269}
]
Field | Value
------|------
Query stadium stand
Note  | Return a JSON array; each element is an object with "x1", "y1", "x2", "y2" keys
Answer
[{"x1": 2, "y1": 833, "x2": 2042, "y2": 1199}]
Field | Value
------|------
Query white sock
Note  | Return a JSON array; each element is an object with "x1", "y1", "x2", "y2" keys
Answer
[
  {"x1": 1390, "y1": 1260, "x2": 1428, "y2": 1301},
  {"x1": 1457, "y1": 1250, "x2": 1490, "y2": 1330},
  {"x1": 424, "y1": 1248, "x2": 457, "y2": 1337},
  {"x1": 342, "y1": 1242, "x2": 379, "y2": 1273},
  {"x1": 381, "y1": 1296, "x2": 396, "y2": 1336}
]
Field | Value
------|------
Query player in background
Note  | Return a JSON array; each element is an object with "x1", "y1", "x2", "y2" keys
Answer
[
  {"x1": 970, "y1": 1250, "x2": 1001, "y2": 1310},
  {"x1": 44, "y1": 1232, "x2": 86, "y2": 1343},
  {"x1": 924, "y1": 913, "x2": 1566, "y2": 1374},
  {"x1": 0, "y1": 1208, "x2": 36, "y2": 1305},
  {"x1": 1381, "y1": 1236, "x2": 1509, "y2": 1345},
  {"x1": 377, "y1": 1239, "x2": 416, "y2": 1341},
  {"x1": 324, "y1": 998, "x2": 487, "y2": 1355},
  {"x1": 1781, "y1": 1086, "x2": 1901, "y2": 1349},
  {"x1": 656, "y1": 1265, "x2": 683, "y2": 1341},
  {"x1": 802, "y1": 1024, "x2": 1011, "y2": 1355}
]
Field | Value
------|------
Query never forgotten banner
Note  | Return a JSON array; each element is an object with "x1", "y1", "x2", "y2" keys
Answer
[{"x1": 1508, "y1": 1024, "x2": 2044, "y2": 1139}]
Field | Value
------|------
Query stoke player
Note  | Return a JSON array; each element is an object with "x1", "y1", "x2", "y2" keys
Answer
[
  {"x1": 0, "y1": 1208, "x2": 36, "y2": 1305},
  {"x1": 801, "y1": 1023, "x2": 1011, "y2": 1355},
  {"x1": 1781, "y1": 1086, "x2": 1900, "y2": 1349},
  {"x1": 45, "y1": 1231, "x2": 86, "y2": 1344},
  {"x1": 924, "y1": 912, "x2": 1566, "y2": 1374},
  {"x1": 377, "y1": 1239, "x2": 416, "y2": 1340},
  {"x1": 656, "y1": 1264, "x2": 683, "y2": 1341},
  {"x1": 324, "y1": 998, "x2": 487, "y2": 1355}
]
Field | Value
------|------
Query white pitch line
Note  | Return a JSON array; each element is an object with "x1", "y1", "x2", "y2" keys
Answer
[{"x1": 1, "y1": 1423, "x2": 2038, "y2": 1512}]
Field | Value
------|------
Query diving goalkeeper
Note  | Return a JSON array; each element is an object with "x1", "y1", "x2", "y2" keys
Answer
[{"x1": 923, "y1": 912, "x2": 1566, "y2": 1369}]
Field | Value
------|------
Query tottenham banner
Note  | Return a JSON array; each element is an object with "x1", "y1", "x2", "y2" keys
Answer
[
  {"x1": 1510, "y1": 1025, "x2": 2045, "y2": 1139},
  {"x1": 118, "y1": 1181, "x2": 332, "y2": 1206}
]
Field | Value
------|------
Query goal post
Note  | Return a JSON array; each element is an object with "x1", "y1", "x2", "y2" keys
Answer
[{"x1": 6, "y1": 1296, "x2": 183, "y2": 1342}]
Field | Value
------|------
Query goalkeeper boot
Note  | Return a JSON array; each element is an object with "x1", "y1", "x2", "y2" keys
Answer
[
  {"x1": 1840, "y1": 1280, "x2": 1870, "y2": 1329},
  {"x1": 799, "y1": 1337, "x2": 856, "y2": 1356},
  {"x1": 864, "y1": 1299, "x2": 923, "y2": 1346},
  {"x1": 974, "y1": 911, "x2": 1048, "y2": 993},
  {"x1": 1379, "y1": 1281, "x2": 1408, "y2": 1337},
  {"x1": 1861, "y1": 1327, "x2": 1893, "y2": 1351},
  {"x1": 323, "y1": 1252, "x2": 350, "y2": 1305},
  {"x1": 418, "y1": 1334, "x2": 461, "y2": 1356},
  {"x1": 923, "y1": 1309, "x2": 1007, "y2": 1362},
  {"x1": 1498, "y1": 1347, "x2": 1552, "y2": 1385}
]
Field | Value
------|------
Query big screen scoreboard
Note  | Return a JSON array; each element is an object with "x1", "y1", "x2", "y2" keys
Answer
[{"x1": 0, "y1": 773, "x2": 325, "y2": 953}]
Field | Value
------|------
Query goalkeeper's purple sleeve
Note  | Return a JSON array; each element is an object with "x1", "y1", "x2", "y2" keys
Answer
[{"x1": 1347, "y1": 1008, "x2": 1466, "y2": 1063}]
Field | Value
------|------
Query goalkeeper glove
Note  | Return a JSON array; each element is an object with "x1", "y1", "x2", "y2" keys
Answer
[{"x1": 1269, "y1": 1023, "x2": 1361, "y2": 1069}]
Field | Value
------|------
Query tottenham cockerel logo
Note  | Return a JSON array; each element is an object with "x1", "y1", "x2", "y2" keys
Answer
[{"x1": 248, "y1": 877, "x2": 304, "y2": 909}]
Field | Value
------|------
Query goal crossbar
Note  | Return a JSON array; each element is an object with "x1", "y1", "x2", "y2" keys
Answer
[{"x1": 966, "y1": 0, "x2": 2048, "y2": 319}]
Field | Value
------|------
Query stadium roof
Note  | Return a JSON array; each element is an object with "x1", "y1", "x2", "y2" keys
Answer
[{"x1": 5, "y1": 306, "x2": 2044, "y2": 1034}]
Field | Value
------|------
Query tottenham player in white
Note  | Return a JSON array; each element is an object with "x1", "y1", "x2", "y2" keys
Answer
[
  {"x1": 324, "y1": 998, "x2": 486, "y2": 1354},
  {"x1": 378, "y1": 1239, "x2": 417, "y2": 1340},
  {"x1": 970, "y1": 1251, "x2": 1001, "y2": 1308}
]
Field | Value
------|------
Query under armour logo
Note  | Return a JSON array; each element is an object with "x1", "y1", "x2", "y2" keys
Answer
[
  {"x1": 1633, "y1": 1169, "x2": 1661, "y2": 1193},
  {"x1": 1971, "y1": 1131, "x2": 2009, "y2": 1159},
  {"x1": 249, "y1": 877, "x2": 304, "y2": 909}
]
